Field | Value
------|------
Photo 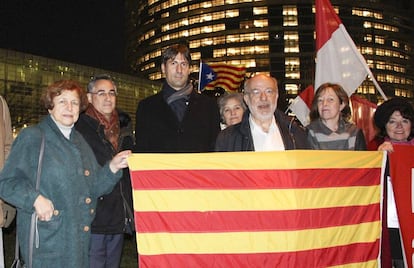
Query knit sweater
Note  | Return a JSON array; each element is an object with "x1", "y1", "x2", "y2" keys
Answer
[{"x1": 307, "y1": 118, "x2": 366, "y2": 150}]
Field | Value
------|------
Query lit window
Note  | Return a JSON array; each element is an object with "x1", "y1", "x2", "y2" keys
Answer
[
  {"x1": 375, "y1": 36, "x2": 384, "y2": 44},
  {"x1": 254, "y1": 19, "x2": 268, "y2": 28},
  {"x1": 226, "y1": 10, "x2": 239, "y2": 18},
  {"x1": 284, "y1": 32, "x2": 299, "y2": 53},
  {"x1": 283, "y1": 6, "x2": 298, "y2": 26},
  {"x1": 285, "y1": 84, "x2": 299, "y2": 95},
  {"x1": 191, "y1": 52, "x2": 201, "y2": 60},
  {"x1": 392, "y1": 41, "x2": 399, "y2": 48},
  {"x1": 253, "y1": 7, "x2": 267, "y2": 15}
]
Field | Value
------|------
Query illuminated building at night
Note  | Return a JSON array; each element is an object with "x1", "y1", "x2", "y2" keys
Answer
[
  {"x1": 0, "y1": 49, "x2": 161, "y2": 134},
  {"x1": 126, "y1": 0, "x2": 414, "y2": 108}
]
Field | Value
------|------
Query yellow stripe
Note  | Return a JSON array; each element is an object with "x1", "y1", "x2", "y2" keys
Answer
[
  {"x1": 329, "y1": 260, "x2": 378, "y2": 268},
  {"x1": 133, "y1": 186, "x2": 380, "y2": 211},
  {"x1": 128, "y1": 150, "x2": 384, "y2": 171},
  {"x1": 137, "y1": 221, "x2": 380, "y2": 255}
]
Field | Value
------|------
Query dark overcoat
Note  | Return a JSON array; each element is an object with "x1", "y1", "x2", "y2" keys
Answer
[
  {"x1": 135, "y1": 88, "x2": 221, "y2": 153},
  {"x1": 75, "y1": 112, "x2": 134, "y2": 234},
  {"x1": 215, "y1": 109, "x2": 310, "y2": 151},
  {"x1": 0, "y1": 115, "x2": 122, "y2": 267}
]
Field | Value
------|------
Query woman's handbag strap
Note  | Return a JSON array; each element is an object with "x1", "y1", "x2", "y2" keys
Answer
[{"x1": 12, "y1": 130, "x2": 44, "y2": 268}]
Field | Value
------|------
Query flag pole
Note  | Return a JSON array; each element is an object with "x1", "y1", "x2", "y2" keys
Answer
[
  {"x1": 198, "y1": 60, "x2": 202, "y2": 92},
  {"x1": 341, "y1": 25, "x2": 388, "y2": 101},
  {"x1": 365, "y1": 67, "x2": 388, "y2": 101}
]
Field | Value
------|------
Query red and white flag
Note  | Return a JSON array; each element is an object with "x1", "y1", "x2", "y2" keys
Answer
[
  {"x1": 289, "y1": 0, "x2": 372, "y2": 126},
  {"x1": 288, "y1": 85, "x2": 314, "y2": 126},
  {"x1": 314, "y1": 0, "x2": 369, "y2": 92}
]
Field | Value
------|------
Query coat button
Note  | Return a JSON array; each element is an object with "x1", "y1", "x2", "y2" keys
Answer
[
  {"x1": 53, "y1": 210, "x2": 59, "y2": 216},
  {"x1": 90, "y1": 209, "x2": 94, "y2": 214},
  {"x1": 85, "y1": 197, "x2": 92, "y2": 204},
  {"x1": 83, "y1": 226, "x2": 90, "y2": 232},
  {"x1": 84, "y1": 170, "x2": 90, "y2": 176}
]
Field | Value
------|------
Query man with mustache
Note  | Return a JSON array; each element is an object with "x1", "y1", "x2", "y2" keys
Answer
[{"x1": 215, "y1": 74, "x2": 309, "y2": 151}]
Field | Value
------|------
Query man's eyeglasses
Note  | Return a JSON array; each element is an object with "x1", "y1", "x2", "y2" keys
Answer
[
  {"x1": 90, "y1": 90, "x2": 118, "y2": 98},
  {"x1": 245, "y1": 88, "x2": 276, "y2": 98}
]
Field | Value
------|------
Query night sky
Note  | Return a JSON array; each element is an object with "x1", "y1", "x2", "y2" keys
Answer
[{"x1": 0, "y1": 0, "x2": 126, "y2": 72}]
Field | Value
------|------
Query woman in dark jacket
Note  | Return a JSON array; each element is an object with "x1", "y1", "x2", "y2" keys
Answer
[{"x1": 0, "y1": 80, "x2": 130, "y2": 268}]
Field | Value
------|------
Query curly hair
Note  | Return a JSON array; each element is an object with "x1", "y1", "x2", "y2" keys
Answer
[
  {"x1": 41, "y1": 80, "x2": 89, "y2": 112},
  {"x1": 373, "y1": 97, "x2": 414, "y2": 139}
]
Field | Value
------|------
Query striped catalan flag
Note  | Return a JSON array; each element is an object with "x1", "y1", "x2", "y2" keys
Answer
[
  {"x1": 198, "y1": 62, "x2": 246, "y2": 92},
  {"x1": 128, "y1": 150, "x2": 385, "y2": 268}
]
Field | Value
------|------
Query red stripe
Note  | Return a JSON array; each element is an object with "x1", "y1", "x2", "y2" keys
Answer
[
  {"x1": 316, "y1": 0, "x2": 342, "y2": 50},
  {"x1": 213, "y1": 69, "x2": 245, "y2": 77},
  {"x1": 131, "y1": 168, "x2": 381, "y2": 190},
  {"x1": 138, "y1": 241, "x2": 379, "y2": 268},
  {"x1": 135, "y1": 204, "x2": 379, "y2": 232},
  {"x1": 212, "y1": 75, "x2": 244, "y2": 84},
  {"x1": 210, "y1": 64, "x2": 246, "y2": 72}
]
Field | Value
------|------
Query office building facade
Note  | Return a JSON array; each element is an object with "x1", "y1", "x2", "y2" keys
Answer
[
  {"x1": 126, "y1": 0, "x2": 414, "y2": 109},
  {"x1": 0, "y1": 48, "x2": 161, "y2": 135}
]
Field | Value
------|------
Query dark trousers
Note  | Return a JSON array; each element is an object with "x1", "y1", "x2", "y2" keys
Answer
[
  {"x1": 89, "y1": 233, "x2": 124, "y2": 268},
  {"x1": 389, "y1": 228, "x2": 404, "y2": 268}
]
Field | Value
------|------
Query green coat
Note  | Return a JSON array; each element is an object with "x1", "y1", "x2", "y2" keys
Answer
[{"x1": 0, "y1": 115, "x2": 122, "y2": 267}]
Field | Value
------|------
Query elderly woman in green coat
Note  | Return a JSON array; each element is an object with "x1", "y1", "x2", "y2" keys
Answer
[{"x1": 0, "y1": 80, "x2": 131, "y2": 267}]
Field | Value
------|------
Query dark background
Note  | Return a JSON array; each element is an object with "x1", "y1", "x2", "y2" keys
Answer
[{"x1": 0, "y1": 0, "x2": 126, "y2": 72}]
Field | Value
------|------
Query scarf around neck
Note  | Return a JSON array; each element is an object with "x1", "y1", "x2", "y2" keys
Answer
[
  {"x1": 165, "y1": 82, "x2": 193, "y2": 105},
  {"x1": 85, "y1": 104, "x2": 120, "y2": 151}
]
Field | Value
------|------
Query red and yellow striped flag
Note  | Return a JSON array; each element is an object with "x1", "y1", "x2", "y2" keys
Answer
[{"x1": 128, "y1": 150, "x2": 385, "y2": 268}]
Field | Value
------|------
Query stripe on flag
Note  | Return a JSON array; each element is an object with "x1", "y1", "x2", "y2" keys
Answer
[
  {"x1": 315, "y1": 0, "x2": 369, "y2": 92},
  {"x1": 128, "y1": 150, "x2": 385, "y2": 268},
  {"x1": 199, "y1": 63, "x2": 246, "y2": 92},
  {"x1": 289, "y1": 0, "x2": 374, "y2": 126}
]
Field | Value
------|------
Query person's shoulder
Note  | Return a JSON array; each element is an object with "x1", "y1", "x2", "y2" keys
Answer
[
  {"x1": 343, "y1": 121, "x2": 361, "y2": 132},
  {"x1": 13, "y1": 125, "x2": 43, "y2": 147},
  {"x1": 19, "y1": 125, "x2": 41, "y2": 137},
  {"x1": 193, "y1": 93, "x2": 220, "y2": 114},
  {"x1": 138, "y1": 92, "x2": 163, "y2": 108},
  {"x1": 219, "y1": 121, "x2": 244, "y2": 136},
  {"x1": 144, "y1": 92, "x2": 163, "y2": 102},
  {"x1": 75, "y1": 113, "x2": 99, "y2": 131},
  {"x1": 306, "y1": 120, "x2": 316, "y2": 128}
]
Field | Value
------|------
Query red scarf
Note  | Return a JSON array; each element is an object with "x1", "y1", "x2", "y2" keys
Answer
[{"x1": 85, "y1": 104, "x2": 120, "y2": 151}]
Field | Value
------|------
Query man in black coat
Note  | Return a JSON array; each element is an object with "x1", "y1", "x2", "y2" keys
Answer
[
  {"x1": 75, "y1": 74, "x2": 134, "y2": 268},
  {"x1": 215, "y1": 74, "x2": 309, "y2": 151},
  {"x1": 135, "y1": 44, "x2": 221, "y2": 153}
]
